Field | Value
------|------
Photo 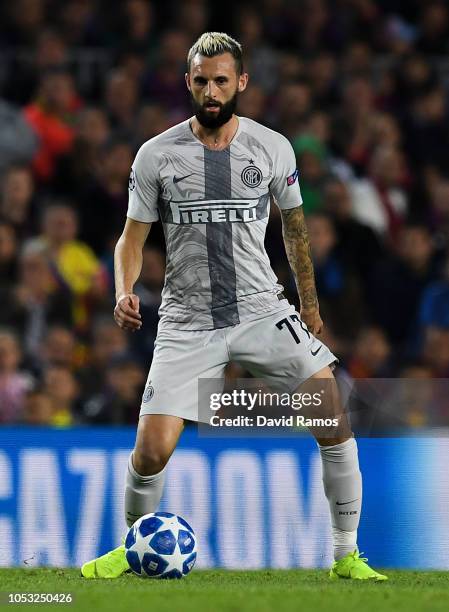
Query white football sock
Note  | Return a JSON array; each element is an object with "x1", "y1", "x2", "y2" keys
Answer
[
  {"x1": 319, "y1": 437, "x2": 362, "y2": 560},
  {"x1": 124, "y1": 452, "x2": 166, "y2": 527}
]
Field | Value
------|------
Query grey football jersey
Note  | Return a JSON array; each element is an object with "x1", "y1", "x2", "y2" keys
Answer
[{"x1": 127, "y1": 116, "x2": 302, "y2": 330}]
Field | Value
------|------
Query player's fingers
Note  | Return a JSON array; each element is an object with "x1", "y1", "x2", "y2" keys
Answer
[
  {"x1": 120, "y1": 318, "x2": 142, "y2": 330},
  {"x1": 114, "y1": 309, "x2": 142, "y2": 329},
  {"x1": 123, "y1": 321, "x2": 142, "y2": 331},
  {"x1": 118, "y1": 302, "x2": 141, "y2": 320},
  {"x1": 119, "y1": 313, "x2": 141, "y2": 327}
]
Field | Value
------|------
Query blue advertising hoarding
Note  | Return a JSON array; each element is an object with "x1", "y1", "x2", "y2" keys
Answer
[{"x1": 0, "y1": 427, "x2": 448, "y2": 569}]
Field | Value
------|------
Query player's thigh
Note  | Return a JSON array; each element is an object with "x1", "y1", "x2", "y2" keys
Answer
[
  {"x1": 230, "y1": 305, "x2": 337, "y2": 391},
  {"x1": 296, "y1": 365, "x2": 352, "y2": 445},
  {"x1": 133, "y1": 414, "x2": 185, "y2": 475},
  {"x1": 140, "y1": 326, "x2": 229, "y2": 423}
]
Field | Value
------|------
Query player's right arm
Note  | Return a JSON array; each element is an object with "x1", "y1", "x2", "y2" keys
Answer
[
  {"x1": 115, "y1": 142, "x2": 160, "y2": 331},
  {"x1": 114, "y1": 218, "x2": 152, "y2": 330}
]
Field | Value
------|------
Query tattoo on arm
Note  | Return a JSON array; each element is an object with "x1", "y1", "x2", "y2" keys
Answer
[{"x1": 281, "y1": 206, "x2": 319, "y2": 311}]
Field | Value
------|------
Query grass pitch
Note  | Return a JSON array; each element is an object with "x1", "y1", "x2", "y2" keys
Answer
[{"x1": 0, "y1": 568, "x2": 447, "y2": 612}]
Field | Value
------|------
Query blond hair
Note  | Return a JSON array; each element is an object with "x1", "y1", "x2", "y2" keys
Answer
[{"x1": 187, "y1": 32, "x2": 243, "y2": 74}]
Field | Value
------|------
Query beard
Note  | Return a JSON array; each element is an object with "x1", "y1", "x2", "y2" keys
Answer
[{"x1": 191, "y1": 91, "x2": 238, "y2": 129}]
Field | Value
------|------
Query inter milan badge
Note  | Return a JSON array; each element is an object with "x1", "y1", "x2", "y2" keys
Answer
[
  {"x1": 143, "y1": 382, "x2": 154, "y2": 403},
  {"x1": 128, "y1": 169, "x2": 136, "y2": 191},
  {"x1": 241, "y1": 165, "x2": 262, "y2": 188}
]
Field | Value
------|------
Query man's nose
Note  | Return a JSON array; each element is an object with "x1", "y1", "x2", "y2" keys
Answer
[{"x1": 205, "y1": 81, "x2": 218, "y2": 98}]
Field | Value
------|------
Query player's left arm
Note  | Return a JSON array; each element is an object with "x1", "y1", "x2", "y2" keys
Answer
[{"x1": 281, "y1": 206, "x2": 323, "y2": 335}]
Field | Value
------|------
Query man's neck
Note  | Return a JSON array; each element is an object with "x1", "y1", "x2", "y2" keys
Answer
[{"x1": 190, "y1": 115, "x2": 239, "y2": 150}]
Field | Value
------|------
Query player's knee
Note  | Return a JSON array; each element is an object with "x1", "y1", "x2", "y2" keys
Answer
[{"x1": 132, "y1": 447, "x2": 169, "y2": 476}]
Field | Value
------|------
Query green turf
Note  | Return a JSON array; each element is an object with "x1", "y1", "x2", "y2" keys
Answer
[{"x1": 0, "y1": 569, "x2": 447, "y2": 612}]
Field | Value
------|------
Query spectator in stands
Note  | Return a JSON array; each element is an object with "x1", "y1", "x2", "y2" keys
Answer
[
  {"x1": 133, "y1": 104, "x2": 170, "y2": 148},
  {"x1": 22, "y1": 388, "x2": 54, "y2": 426},
  {"x1": 25, "y1": 203, "x2": 107, "y2": 333},
  {"x1": 78, "y1": 138, "x2": 133, "y2": 255},
  {"x1": 0, "y1": 241, "x2": 72, "y2": 364},
  {"x1": 236, "y1": 7, "x2": 278, "y2": 94},
  {"x1": 275, "y1": 82, "x2": 311, "y2": 139},
  {"x1": 306, "y1": 212, "x2": 365, "y2": 340},
  {"x1": 429, "y1": 178, "x2": 449, "y2": 248},
  {"x1": 142, "y1": 29, "x2": 190, "y2": 120},
  {"x1": 421, "y1": 326, "x2": 449, "y2": 377},
  {"x1": 292, "y1": 134, "x2": 329, "y2": 213},
  {"x1": 341, "y1": 40, "x2": 374, "y2": 76},
  {"x1": 40, "y1": 326, "x2": 77, "y2": 371},
  {"x1": 404, "y1": 86, "x2": 449, "y2": 171},
  {"x1": 78, "y1": 354, "x2": 145, "y2": 424},
  {"x1": 43, "y1": 365, "x2": 79, "y2": 426},
  {"x1": 237, "y1": 85, "x2": 267, "y2": 124},
  {"x1": 368, "y1": 224, "x2": 437, "y2": 346},
  {"x1": 323, "y1": 177, "x2": 381, "y2": 295},
  {"x1": 369, "y1": 113, "x2": 403, "y2": 151},
  {"x1": 23, "y1": 69, "x2": 82, "y2": 182},
  {"x1": 76, "y1": 316, "x2": 129, "y2": 401},
  {"x1": 54, "y1": 107, "x2": 111, "y2": 195},
  {"x1": 0, "y1": 99, "x2": 38, "y2": 173},
  {"x1": 0, "y1": 164, "x2": 38, "y2": 238},
  {"x1": 4, "y1": 28, "x2": 70, "y2": 105},
  {"x1": 307, "y1": 52, "x2": 338, "y2": 111},
  {"x1": 104, "y1": 70, "x2": 139, "y2": 133},
  {"x1": 0, "y1": 222, "x2": 18, "y2": 289},
  {"x1": 175, "y1": 0, "x2": 209, "y2": 41},
  {"x1": 350, "y1": 145, "x2": 409, "y2": 242},
  {"x1": 56, "y1": 0, "x2": 106, "y2": 47},
  {"x1": 397, "y1": 362, "x2": 435, "y2": 428},
  {"x1": 414, "y1": 253, "x2": 449, "y2": 358},
  {"x1": 0, "y1": 329, "x2": 32, "y2": 423},
  {"x1": 416, "y1": 2, "x2": 449, "y2": 55},
  {"x1": 118, "y1": 0, "x2": 156, "y2": 55},
  {"x1": 347, "y1": 326, "x2": 393, "y2": 378},
  {"x1": 1, "y1": 0, "x2": 46, "y2": 46},
  {"x1": 332, "y1": 77, "x2": 377, "y2": 174}
]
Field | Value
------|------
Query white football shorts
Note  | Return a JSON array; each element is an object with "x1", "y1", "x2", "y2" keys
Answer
[{"x1": 140, "y1": 302, "x2": 337, "y2": 423}]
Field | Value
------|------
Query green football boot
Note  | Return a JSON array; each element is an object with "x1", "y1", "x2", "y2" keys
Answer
[
  {"x1": 81, "y1": 544, "x2": 129, "y2": 579},
  {"x1": 330, "y1": 550, "x2": 388, "y2": 581}
]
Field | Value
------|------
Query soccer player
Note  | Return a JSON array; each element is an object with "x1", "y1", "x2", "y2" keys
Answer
[{"x1": 81, "y1": 32, "x2": 387, "y2": 581}]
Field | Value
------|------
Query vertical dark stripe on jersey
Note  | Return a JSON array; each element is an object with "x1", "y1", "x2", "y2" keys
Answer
[{"x1": 204, "y1": 148, "x2": 240, "y2": 328}]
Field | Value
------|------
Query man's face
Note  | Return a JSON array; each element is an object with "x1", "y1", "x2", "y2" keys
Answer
[{"x1": 186, "y1": 52, "x2": 248, "y2": 129}]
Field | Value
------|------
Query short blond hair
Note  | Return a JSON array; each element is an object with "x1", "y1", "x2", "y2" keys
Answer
[{"x1": 187, "y1": 32, "x2": 243, "y2": 74}]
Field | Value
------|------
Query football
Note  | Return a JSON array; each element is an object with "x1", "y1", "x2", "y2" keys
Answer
[{"x1": 124, "y1": 512, "x2": 198, "y2": 579}]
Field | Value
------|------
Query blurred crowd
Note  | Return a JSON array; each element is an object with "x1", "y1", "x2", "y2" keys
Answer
[{"x1": 1, "y1": 0, "x2": 449, "y2": 427}]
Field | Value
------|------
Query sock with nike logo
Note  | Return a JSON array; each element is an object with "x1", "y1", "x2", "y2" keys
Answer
[
  {"x1": 124, "y1": 452, "x2": 166, "y2": 528},
  {"x1": 319, "y1": 437, "x2": 362, "y2": 560}
]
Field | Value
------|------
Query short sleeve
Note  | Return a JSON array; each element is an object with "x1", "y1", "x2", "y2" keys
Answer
[
  {"x1": 269, "y1": 135, "x2": 303, "y2": 210},
  {"x1": 127, "y1": 144, "x2": 160, "y2": 223}
]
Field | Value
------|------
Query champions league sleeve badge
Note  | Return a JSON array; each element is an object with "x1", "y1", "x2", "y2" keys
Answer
[
  {"x1": 129, "y1": 169, "x2": 136, "y2": 191},
  {"x1": 286, "y1": 168, "x2": 299, "y2": 186}
]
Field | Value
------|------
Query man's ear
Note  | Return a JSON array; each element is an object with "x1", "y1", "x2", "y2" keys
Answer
[
  {"x1": 238, "y1": 72, "x2": 249, "y2": 93},
  {"x1": 185, "y1": 73, "x2": 191, "y2": 92}
]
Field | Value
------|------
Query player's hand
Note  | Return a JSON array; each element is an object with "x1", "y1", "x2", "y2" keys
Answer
[
  {"x1": 114, "y1": 294, "x2": 142, "y2": 331},
  {"x1": 300, "y1": 307, "x2": 323, "y2": 336}
]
